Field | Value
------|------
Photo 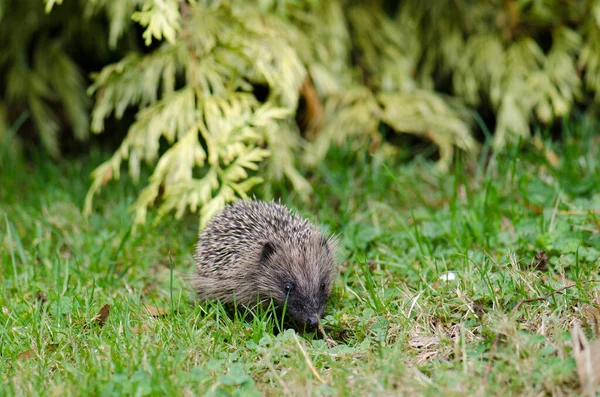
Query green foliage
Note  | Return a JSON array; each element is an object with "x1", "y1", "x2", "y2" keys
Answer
[
  {"x1": 0, "y1": 0, "x2": 116, "y2": 157},
  {"x1": 83, "y1": 0, "x2": 479, "y2": 228},
  {"x1": 83, "y1": 3, "x2": 307, "y2": 227},
  {"x1": 453, "y1": 27, "x2": 582, "y2": 147},
  {"x1": 412, "y1": 0, "x2": 592, "y2": 148},
  {"x1": 4, "y1": 0, "x2": 600, "y2": 228}
]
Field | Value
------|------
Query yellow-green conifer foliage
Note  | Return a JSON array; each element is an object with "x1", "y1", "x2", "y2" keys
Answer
[{"x1": 2, "y1": 0, "x2": 600, "y2": 228}]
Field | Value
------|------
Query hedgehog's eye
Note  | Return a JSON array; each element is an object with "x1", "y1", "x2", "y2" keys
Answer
[
  {"x1": 320, "y1": 282, "x2": 326, "y2": 291},
  {"x1": 284, "y1": 283, "x2": 294, "y2": 294}
]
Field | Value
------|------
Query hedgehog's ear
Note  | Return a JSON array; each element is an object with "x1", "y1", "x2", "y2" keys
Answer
[{"x1": 260, "y1": 242, "x2": 276, "y2": 263}]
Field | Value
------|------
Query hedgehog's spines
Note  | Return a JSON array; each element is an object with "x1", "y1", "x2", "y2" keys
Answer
[{"x1": 193, "y1": 199, "x2": 338, "y2": 328}]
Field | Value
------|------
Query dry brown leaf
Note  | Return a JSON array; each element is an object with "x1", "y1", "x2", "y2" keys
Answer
[
  {"x1": 571, "y1": 323, "x2": 600, "y2": 396},
  {"x1": 46, "y1": 343, "x2": 58, "y2": 352},
  {"x1": 298, "y1": 75, "x2": 323, "y2": 139},
  {"x1": 88, "y1": 304, "x2": 111, "y2": 328},
  {"x1": 532, "y1": 250, "x2": 549, "y2": 271},
  {"x1": 368, "y1": 260, "x2": 376, "y2": 272},
  {"x1": 145, "y1": 305, "x2": 168, "y2": 317},
  {"x1": 519, "y1": 199, "x2": 543, "y2": 215},
  {"x1": 17, "y1": 343, "x2": 58, "y2": 360},
  {"x1": 35, "y1": 291, "x2": 47, "y2": 304}
]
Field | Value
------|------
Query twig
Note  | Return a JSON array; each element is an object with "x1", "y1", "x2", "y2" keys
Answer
[
  {"x1": 317, "y1": 320, "x2": 338, "y2": 348},
  {"x1": 482, "y1": 280, "x2": 600, "y2": 385},
  {"x1": 292, "y1": 332, "x2": 326, "y2": 384}
]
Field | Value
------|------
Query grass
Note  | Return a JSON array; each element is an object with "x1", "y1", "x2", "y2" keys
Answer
[{"x1": 1, "y1": 118, "x2": 600, "y2": 396}]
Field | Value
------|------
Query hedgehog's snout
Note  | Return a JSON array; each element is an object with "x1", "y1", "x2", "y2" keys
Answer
[
  {"x1": 285, "y1": 293, "x2": 325, "y2": 331},
  {"x1": 305, "y1": 315, "x2": 319, "y2": 330},
  {"x1": 295, "y1": 313, "x2": 319, "y2": 332}
]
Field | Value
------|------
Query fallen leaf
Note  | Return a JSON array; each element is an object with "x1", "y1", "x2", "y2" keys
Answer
[
  {"x1": 520, "y1": 199, "x2": 543, "y2": 215},
  {"x1": 297, "y1": 75, "x2": 323, "y2": 139},
  {"x1": 532, "y1": 250, "x2": 549, "y2": 271},
  {"x1": 368, "y1": 260, "x2": 376, "y2": 272},
  {"x1": 35, "y1": 291, "x2": 47, "y2": 304},
  {"x1": 145, "y1": 305, "x2": 168, "y2": 317},
  {"x1": 571, "y1": 323, "x2": 600, "y2": 396},
  {"x1": 17, "y1": 343, "x2": 59, "y2": 360},
  {"x1": 46, "y1": 343, "x2": 59, "y2": 352},
  {"x1": 87, "y1": 304, "x2": 111, "y2": 328}
]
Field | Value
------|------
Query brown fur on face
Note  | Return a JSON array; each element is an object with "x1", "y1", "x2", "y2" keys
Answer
[{"x1": 192, "y1": 200, "x2": 339, "y2": 329}]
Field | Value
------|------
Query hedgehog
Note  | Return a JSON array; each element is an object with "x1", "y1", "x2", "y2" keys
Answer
[{"x1": 192, "y1": 199, "x2": 338, "y2": 331}]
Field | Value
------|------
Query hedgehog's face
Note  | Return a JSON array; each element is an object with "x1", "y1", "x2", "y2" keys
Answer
[{"x1": 258, "y1": 234, "x2": 338, "y2": 331}]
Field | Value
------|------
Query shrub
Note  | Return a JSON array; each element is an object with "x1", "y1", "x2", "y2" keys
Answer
[{"x1": 1, "y1": 0, "x2": 598, "y2": 228}]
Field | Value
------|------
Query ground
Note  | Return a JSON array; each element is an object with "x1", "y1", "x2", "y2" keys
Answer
[{"x1": 1, "y1": 118, "x2": 600, "y2": 396}]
